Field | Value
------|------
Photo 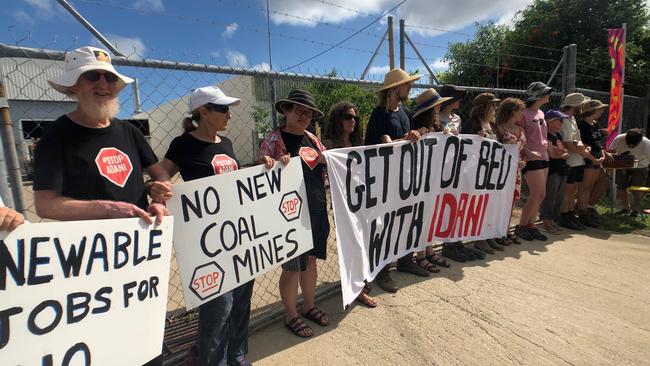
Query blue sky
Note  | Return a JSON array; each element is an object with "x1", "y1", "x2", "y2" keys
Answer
[{"x1": 3, "y1": 0, "x2": 540, "y2": 80}]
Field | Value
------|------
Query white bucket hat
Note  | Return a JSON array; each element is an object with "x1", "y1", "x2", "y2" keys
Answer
[
  {"x1": 188, "y1": 86, "x2": 241, "y2": 113},
  {"x1": 47, "y1": 46, "x2": 134, "y2": 96}
]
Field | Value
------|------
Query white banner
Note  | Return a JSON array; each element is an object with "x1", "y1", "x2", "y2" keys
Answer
[
  {"x1": 167, "y1": 158, "x2": 313, "y2": 309},
  {"x1": 0, "y1": 217, "x2": 174, "y2": 366},
  {"x1": 324, "y1": 133, "x2": 519, "y2": 307}
]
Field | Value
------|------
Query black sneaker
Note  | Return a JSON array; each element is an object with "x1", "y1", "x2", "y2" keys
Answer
[
  {"x1": 615, "y1": 208, "x2": 630, "y2": 216},
  {"x1": 557, "y1": 213, "x2": 584, "y2": 231},
  {"x1": 578, "y1": 213, "x2": 598, "y2": 228},
  {"x1": 528, "y1": 226, "x2": 548, "y2": 241},
  {"x1": 474, "y1": 240, "x2": 495, "y2": 254},
  {"x1": 486, "y1": 239, "x2": 505, "y2": 251},
  {"x1": 569, "y1": 213, "x2": 587, "y2": 230},
  {"x1": 463, "y1": 246, "x2": 478, "y2": 260},
  {"x1": 465, "y1": 246, "x2": 486, "y2": 260},
  {"x1": 442, "y1": 242, "x2": 467, "y2": 262},
  {"x1": 514, "y1": 225, "x2": 534, "y2": 241}
]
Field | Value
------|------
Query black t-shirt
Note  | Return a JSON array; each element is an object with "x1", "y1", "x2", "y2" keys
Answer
[
  {"x1": 281, "y1": 131, "x2": 326, "y2": 213},
  {"x1": 33, "y1": 115, "x2": 157, "y2": 209},
  {"x1": 578, "y1": 120, "x2": 604, "y2": 158},
  {"x1": 364, "y1": 106, "x2": 412, "y2": 145},
  {"x1": 548, "y1": 132, "x2": 568, "y2": 176},
  {"x1": 165, "y1": 133, "x2": 239, "y2": 182}
]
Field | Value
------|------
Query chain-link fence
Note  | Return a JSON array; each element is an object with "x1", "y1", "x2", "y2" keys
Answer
[{"x1": 1, "y1": 43, "x2": 648, "y2": 362}]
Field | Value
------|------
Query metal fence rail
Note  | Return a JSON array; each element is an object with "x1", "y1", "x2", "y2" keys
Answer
[{"x1": 0, "y1": 43, "x2": 647, "y2": 363}]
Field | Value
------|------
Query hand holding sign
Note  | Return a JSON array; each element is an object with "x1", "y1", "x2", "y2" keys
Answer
[{"x1": 0, "y1": 207, "x2": 24, "y2": 232}]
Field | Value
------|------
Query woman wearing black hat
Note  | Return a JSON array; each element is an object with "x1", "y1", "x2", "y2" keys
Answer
[
  {"x1": 257, "y1": 89, "x2": 330, "y2": 338},
  {"x1": 438, "y1": 84, "x2": 468, "y2": 135}
]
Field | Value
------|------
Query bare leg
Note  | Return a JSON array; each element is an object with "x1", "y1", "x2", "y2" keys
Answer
[
  {"x1": 589, "y1": 170, "x2": 609, "y2": 206},
  {"x1": 299, "y1": 256, "x2": 318, "y2": 311},
  {"x1": 520, "y1": 168, "x2": 548, "y2": 226},
  {"x1": 280, "y1": 270, "x2": 300, "y2": 322}
]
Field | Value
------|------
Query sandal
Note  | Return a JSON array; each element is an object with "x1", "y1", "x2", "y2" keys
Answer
[
  {"x1": 302, "y1": 307, "x2": 329, "y2": 326},
  {"x1": 417, "y1": 258, "x2": 440, "y2": 273},
  {"x1": 355, "y1": 293, "x2": 378, "y2": 308},
  {"x1": 285, "y1": 316, "x2": 313, "y2": 338},
  {"x1": 426, "y1": 253, "x2": 450, "y2": 268}
]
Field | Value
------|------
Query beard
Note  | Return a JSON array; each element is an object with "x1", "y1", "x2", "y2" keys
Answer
[{"x1": 77, "y1": 94, "x2": 120, "y2": 121}]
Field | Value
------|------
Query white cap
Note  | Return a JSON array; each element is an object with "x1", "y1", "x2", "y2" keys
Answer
[
  {"x1": 188, "y1": 86, "x2": 241, "y2": 113},
  {"x1": 47, "y1": 46, "x2": 134, "y2": 96}
]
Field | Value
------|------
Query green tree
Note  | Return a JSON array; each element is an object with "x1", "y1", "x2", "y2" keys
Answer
[{"x1": 443, "y1": 0, "x2": 650, "y2": 95}]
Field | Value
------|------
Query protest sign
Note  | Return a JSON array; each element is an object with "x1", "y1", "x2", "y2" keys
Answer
[
  {"x1": 167, "y1": 157, "x2": 313, "y2": 309},
  {"x1": 0, "y1": 217, "x2": 174, "y2": 366},
  {"x1": 324, "y1": 133, "x2": 519, "y2": 307}
]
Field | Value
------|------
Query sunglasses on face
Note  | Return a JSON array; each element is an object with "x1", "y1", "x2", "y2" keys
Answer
[
  {"x1": 82, "y1": 70, "x2": 118, "y2": 83},
  {"x1": 206, "y1": 104, "x2": 230, "y2": 114},
  {"x1": 343, "y1": 113, "x2": 359, "y2": 123}
]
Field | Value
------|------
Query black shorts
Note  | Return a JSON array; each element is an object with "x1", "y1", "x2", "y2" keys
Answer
[
  {"x1": 566, "y1": 165, "x2": 585, "y2": 184},
  {"x1": 522, "y1": 160, "x2": 549, "y2": 175},
  {"x1": 281, "y1": 210, "x2": 330, "y2": 272},
  {"x1": 584, "y1": 159, "x2": 601, "y2": 170}
]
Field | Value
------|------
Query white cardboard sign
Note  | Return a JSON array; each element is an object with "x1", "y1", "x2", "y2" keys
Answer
[
  {"x1": 167, "y1": 158, "x2": 313, "y2": 309},
  {"x1": 0, "y1": 217, "x2": 174, "y2": 366}
]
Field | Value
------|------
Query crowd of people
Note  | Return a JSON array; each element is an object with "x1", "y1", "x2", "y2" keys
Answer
[{"x1": 1, "y1": 46, "x2": 649, "y2": 366}]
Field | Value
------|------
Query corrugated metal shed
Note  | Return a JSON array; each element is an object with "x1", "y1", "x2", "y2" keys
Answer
[{"x1": 0, "y1": 58, "x2": 72, "y2": 102}]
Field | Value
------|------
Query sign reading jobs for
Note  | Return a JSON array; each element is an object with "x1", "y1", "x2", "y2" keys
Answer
[
  {"x1": 168, "y1": 157, "x2": 313, "y2": 309},
  {"x1": 324, "y1": 133, "x2": 519, "y2": 307},
  {"x1": 0, "y1": 217, "x2": 174, "y2": 366}
]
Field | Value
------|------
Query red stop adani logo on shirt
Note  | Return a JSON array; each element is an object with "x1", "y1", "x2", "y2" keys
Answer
[
  {"x1": 94, "y1": 147, "x2": 133, "y2": 187},
  {"x1": 190, "y1": 262, "x2": 225, "y2": 300},
  {"x1": 299, "y1": 147, "x2": 319, "y2": 170},
  {"x1": 211, "y1": 154, "x2": 238, "y2": 174}
]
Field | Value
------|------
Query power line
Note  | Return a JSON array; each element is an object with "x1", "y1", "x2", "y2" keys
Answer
[{"x1": 281, "y1": 0, "x2": 410, "y2": 72}]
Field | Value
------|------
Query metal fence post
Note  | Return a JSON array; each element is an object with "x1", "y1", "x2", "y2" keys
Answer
[
  {"x1": 565, "y1": 44, "x2": 577, "y2": 93},
  {"x1": 0, "y1": 80, "x2": 26, "y2": 214}
]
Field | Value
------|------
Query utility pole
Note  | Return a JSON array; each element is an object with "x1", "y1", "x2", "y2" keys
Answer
[
  {"x1": 399, "y1": 19, "x2": 405, "y2": 70},
  {"x1": 388, "y1": 16, "x2": 395, "y2": 69}
]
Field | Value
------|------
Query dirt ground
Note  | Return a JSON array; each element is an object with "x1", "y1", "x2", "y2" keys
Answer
[{"x1": 247, "y1": 230, "x2": 650, "y2": 366}]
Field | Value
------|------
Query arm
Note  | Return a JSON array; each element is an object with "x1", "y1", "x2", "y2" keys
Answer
[{"x1": 34, "y1": 190, "x2": 153, "y2": 225}]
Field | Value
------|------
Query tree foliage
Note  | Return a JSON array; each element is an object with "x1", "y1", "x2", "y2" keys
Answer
[{"x1": 442, "y1": 0, "x2": 650, "y2": 96}]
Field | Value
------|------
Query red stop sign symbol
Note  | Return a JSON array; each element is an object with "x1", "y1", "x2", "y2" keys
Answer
[
  {"x1": 299, "y1": 147, "x2": 319, "y2": 170},
  {"x1": 94, "y1": 147, "x2": 133, "y2": 187},
  {"x1": 211, "y1": 154, "x2": 238, "y2": 174},
  {"x1": 190, "y1": 262, "x2": 225, "y2": 301}
]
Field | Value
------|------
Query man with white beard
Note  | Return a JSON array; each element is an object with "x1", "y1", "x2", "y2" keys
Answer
[{"x1": 32, "y1": 46, "x2": 172, "y2": 364}]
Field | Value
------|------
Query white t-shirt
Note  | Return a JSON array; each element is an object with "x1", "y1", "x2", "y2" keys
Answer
[
  {"x1": 558, "y1": 116, "x2": 585, "y2": 167},
  {"x1": 609, "y1": 135, "x2": 650, "y2": 168}
]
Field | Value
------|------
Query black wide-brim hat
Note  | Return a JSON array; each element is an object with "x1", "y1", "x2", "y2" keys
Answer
[
  {"x1": 439, "y1": 84, "x2": 468, "y2": 102},
  {"x1": 274, "y1": 89, "x2": 324, "y2": 118}
]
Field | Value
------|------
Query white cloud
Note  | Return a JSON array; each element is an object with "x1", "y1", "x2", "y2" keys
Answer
[
  {"x1": 12, "y1": 10, "x2": 34, "y2": 25},
  {"x1": 253, "y1": 62, "x2": 271, "y2": 71},
  {"x1": 268, "y1": 0, "x2": 535, "y2": 36},
  {"x1": 367, "y1": 65, "x2": 390, "y2": 75},
  {"x1": 133, "y1": 0, "x2": 165, "y2": 12},
  {"x1": 210, "y1": 51, "x2": 221, "y2": 59},
  {"x1": 21, "y1": 0, "x2": 57, "y2": 20},
  {"x1": 430, "y1": 58, "x2": 449, "y2": 70},
  {"x1": 101, "y1": 34, "x2": 147, "y2": 59},
  {"x1": 22, "y1": 0, "x2": 52, "y2": 12},
  {"x1": 226, "y1": 50, "x2": 249, "y2": 67},
  {"x1": 222, "y1": 23, "x2": 239, "y2": 39}
]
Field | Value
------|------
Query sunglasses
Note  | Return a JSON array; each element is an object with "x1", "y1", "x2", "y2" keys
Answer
[
  {"x1": 82, "y1": 70, "x2": 118, "y2": 83},
  {"x1": 206, "y1": 104, "x2": 230, "y2": 114},
  {"x1": 343, "y1": 113, "x2": 359, "y2": 123}
]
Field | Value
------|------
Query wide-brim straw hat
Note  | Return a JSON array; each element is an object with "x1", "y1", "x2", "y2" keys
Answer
[
  {"x1": 47, "y1": 46, "x2": 133, "y2": 96},
  {"x1": 561, "y1": 92, "x2": 590, "y2": 108},
  {"x1": 472, "y1": 92, "x2": 501, "y2": 107},
  {"x1": 274, "y1": 89, "x2": 324, "y2": 118},
  {"x1": 378, "y1": 68, "x2": 421, "y2": 91},
  {"x1": 412, "y1": 88, "x2": 453, "y2": 118},
  {"x1": 525, "y1": 81, "x2": 553, "y2": 102},
  {"x1": 581, "y1": 99, "x2": 609, "y2": 114}
]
